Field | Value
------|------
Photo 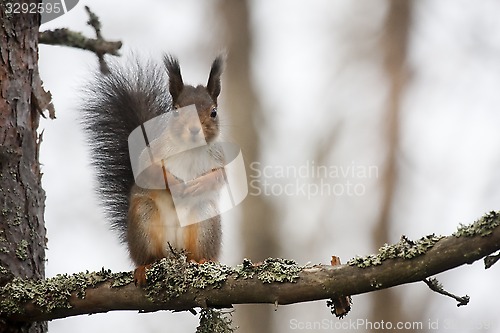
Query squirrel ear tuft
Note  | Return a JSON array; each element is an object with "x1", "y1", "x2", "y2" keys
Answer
[
  {"x1": 206, "y1": 54, "x2": 226, "y2": 103},
  {"x1": 164, "y1": 55, "x2": 184, "y2": 105}
]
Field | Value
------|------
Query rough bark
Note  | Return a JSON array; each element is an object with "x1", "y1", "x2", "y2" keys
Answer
[{"x1": 0, "y1": 2, "x2": 48, "y2": 332}]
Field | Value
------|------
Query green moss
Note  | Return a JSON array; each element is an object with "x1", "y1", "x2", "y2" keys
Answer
[
  {"x1": 234, "y1": 258, "x2": 304, "y2": 283},
  {"x1": 0, "y1": 276, "x2": 74, "y2": 315},
  {"x1": 234, "y1": 258, "x2": 256, "y2": 279},
  {"x1": 233, "y1": 258, "x2": 302, "y2": 283},
  {"x1": 10, "y1": 210, "x2": 22, "y2": 226},
  {"x1": 0, "y1": 257, "x2": 304, "y2": 315},
  {"x1": 110, "y1": 272, "x2": 134, "y2": 287},
  {"x1": 144, "y1": 256, "x2": 191, "y2": 302},
  {"x1": 188, "y1": 262, "x2": 233, "y2": 289},
  {"x1": 348, "y1": 234, "x2": 444, "y2": 268},
  {"x1": 348, "y1": 211, "x2": 500, "y2": 269},
  {"x1": 234, "y1": 258, "x2": 303, "y2": 283},
  {"x1": 15, "y1": 240, "x2": 28, "y2": 260},
  {"x1": 196, "y1": 308, "x2": 235, "y2": 333},
  {"x1": 454, "y1": 211, "x2": 500, "y2": 237},
  {"x1": 255, "y1": 258, "x2": 302, "y2": 283},
  {"x1": 145, "y1": 257, "x2": 236, "y2": 302},
  {"x1": 0, "y1": 268, "x2": 132, "y2": 316}
]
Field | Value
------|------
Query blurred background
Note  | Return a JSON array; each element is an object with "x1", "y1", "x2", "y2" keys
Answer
[{"x1": 38, "y1": 0, "x2": 500, "y2": 332}]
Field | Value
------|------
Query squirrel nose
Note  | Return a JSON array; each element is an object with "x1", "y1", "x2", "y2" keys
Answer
[{"x1": 189, "y1": 126, "x2": 201, "y2": 135}]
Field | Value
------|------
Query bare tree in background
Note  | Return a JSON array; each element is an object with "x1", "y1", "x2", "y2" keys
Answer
[
  {"x1": 370, "y1": 0, "x2": 414, "y2": 330},
  {"x1": 217, "y1": 1, "x2": 279, "y2": 332}
]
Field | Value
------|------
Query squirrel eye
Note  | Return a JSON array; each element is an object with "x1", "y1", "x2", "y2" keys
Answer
[
  {"x1": 210, "y1": 107, "x2": 218, "y2": 119},
  {"x1": 172, "y1": 107, "x2": 179, "y2": 117}
]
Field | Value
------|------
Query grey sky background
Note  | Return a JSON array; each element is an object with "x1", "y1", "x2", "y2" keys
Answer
[{"x1": 38, "y1": 1, "x2": 500, "y2": 332}]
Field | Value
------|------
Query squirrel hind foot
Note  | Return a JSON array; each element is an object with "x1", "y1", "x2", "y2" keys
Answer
[{"x1": 133, "y1": 264, "x2": 151, "y2": 287}]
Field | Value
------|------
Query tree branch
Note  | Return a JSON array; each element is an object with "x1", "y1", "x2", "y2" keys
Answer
[
  {"x1": 1, "y1": 211, "x2": 499, "y2": 323},
  {"x1": 38, "y1": 28, "x2": 121, "y2": 55},
  {"x1": 484, "y1": 252, "x2": 500, "y2": 269},
  {"x1": 38, "y1": 6, "x2": 121, "y2": 73},
  {"x1": 423, "y1": 277, "x2": 469, "y2": 307}
]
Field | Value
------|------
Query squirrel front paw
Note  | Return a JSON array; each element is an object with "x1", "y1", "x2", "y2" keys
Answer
[{"x1": 182, "y1": 168, "x2": 224, "y2": 196}]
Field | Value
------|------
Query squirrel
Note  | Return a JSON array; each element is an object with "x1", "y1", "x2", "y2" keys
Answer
[{"x1": 82, "y1": 54, "x2": 226, "y2": 285}]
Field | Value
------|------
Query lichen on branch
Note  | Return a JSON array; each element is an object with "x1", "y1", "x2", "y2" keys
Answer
[{"x1": 0, "y1": 211, "x2": 499, "y2": 323}]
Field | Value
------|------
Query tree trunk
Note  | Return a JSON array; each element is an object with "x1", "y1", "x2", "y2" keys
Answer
[
  {"x1": 0, "y1": 2, "x2": 48, "y2": 332},
  {"x1": 370, "y1": 0, "x2": 412, "y2": 330},
  {"x1": 217, "y1": 1, "x2": 279, "y2": 332}
]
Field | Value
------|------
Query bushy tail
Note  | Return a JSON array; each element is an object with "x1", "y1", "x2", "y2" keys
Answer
[{"x1": 81, "y1": 58, "x2": 172, "y2": 239}]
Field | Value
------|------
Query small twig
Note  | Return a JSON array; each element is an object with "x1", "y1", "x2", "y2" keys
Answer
[
  {"x1": 84, "y1": 6, "x2": 103, "y2": 39},
  {"x1": 327, "y1": 256, "x2": 352, "y2": 318},
  {"x1": 83, "y1": 6, "x2": 111, "y2": 73},
  {"x1": 484, "y1": 252, "x2": 500, "y2": 269},
  {"x1": 424, "y1": 277, "x2": 469, "y2": 307},
  {"x1": 39, "y1": 6, "x2": 121, "y2": 73}
]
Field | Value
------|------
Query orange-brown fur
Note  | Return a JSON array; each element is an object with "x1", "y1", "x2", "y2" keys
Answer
[
  {"x1": 128, "y1": 56, "x2": 225, "y2": 285},
  {"x1": 184, "y1": 224, "x2": 200, "y2": 261},
  {"x1": 83, "y1": 55, "x2": 226, "y2": 286}
]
